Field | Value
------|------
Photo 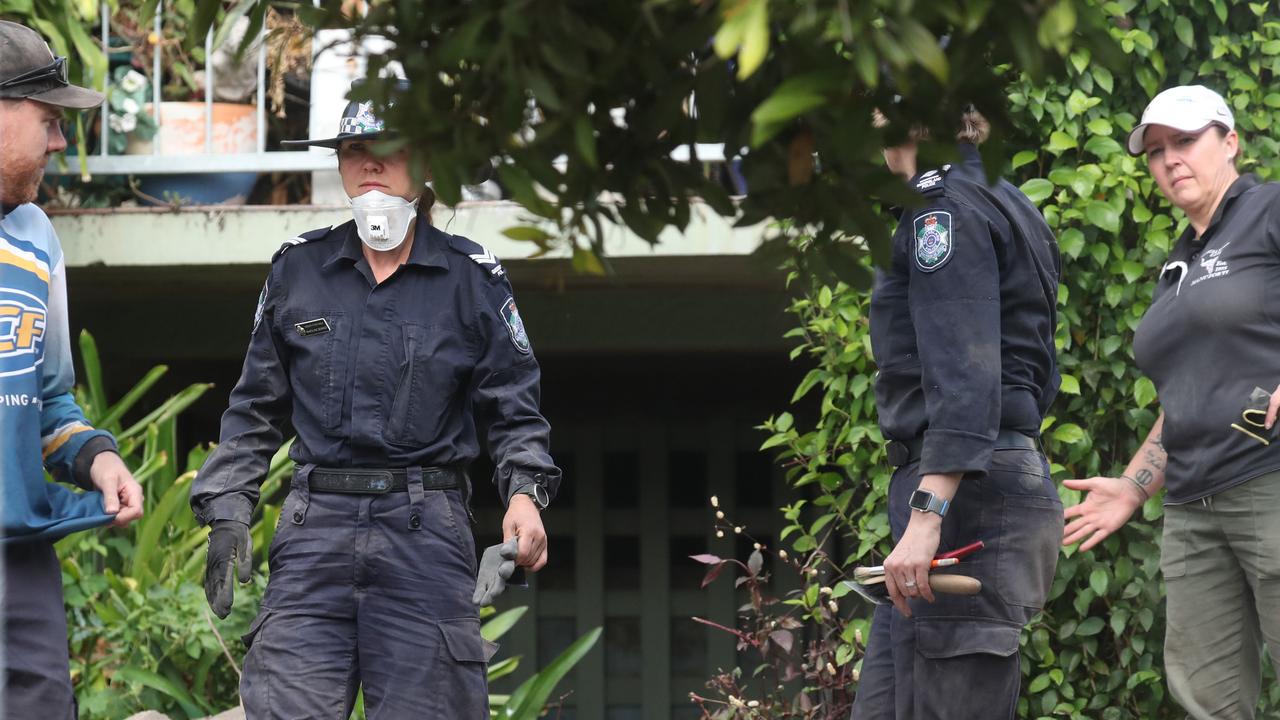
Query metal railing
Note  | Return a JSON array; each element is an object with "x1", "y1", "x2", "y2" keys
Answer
[{"x1": 50, "y1": 1, "x2": 330, "y2": 175}]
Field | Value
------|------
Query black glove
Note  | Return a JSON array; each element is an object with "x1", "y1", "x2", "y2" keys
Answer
[
  {"x1": 204, "y1": 520, "x2": 252, "y2": 619},
  {"x1": 473, "y1": 538, "x2": 519, "y2": 606}
]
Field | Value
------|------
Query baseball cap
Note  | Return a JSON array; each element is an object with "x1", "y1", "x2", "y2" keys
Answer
[
  {"x1": 0, "y1": 21, "x2": 104, "y2": 109},
  {"x1": 281, "y1": 79, "x2": 406, "y2": 149},
  {"x1": 1126, "y1": 84, "x2": 1234, "y2": 155}
]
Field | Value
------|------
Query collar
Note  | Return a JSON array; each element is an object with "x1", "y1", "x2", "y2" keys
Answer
[
  {"x1": 947, "y1": 142, "x2": 984, "y2": 179},
  {"x1": 904, "y1": 143, "x2": 983, "y2": 189},
  {"x1": 324, "y1": 214, "x2": 449, "y2": 271},
  {"x1": 1177, "y1": 173, "x2": 1258, "y2": 247}
]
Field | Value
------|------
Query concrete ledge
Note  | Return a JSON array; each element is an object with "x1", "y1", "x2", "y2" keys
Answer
[{"x1": 49, "y1": 201, "x2": 768, "y2": 268}]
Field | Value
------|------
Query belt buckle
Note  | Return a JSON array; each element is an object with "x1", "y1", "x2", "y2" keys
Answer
[
  {"x1": 363, "y1": 471, "x2": 394, "y2": 493},
  {"x1": 885, "y1": 441, "x2": 909, "y2": 467}
]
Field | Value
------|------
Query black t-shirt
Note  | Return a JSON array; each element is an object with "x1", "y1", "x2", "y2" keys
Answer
[{"x1": 1133, "y1": 174, "x2": 1280, "y2": 503}]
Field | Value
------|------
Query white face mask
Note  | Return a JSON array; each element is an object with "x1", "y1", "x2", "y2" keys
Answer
[{"x1": 349, "y1": 190, "x2": 419, "y2": 252}]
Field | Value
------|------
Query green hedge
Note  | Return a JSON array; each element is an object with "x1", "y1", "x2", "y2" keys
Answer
[{"x1": 762, "y1": 1, "x2": 1280, "y2": 717}]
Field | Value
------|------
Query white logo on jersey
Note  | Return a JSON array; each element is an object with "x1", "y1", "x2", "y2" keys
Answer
[{"x1": 1190, "y1": 241, "x2": 1230, "y2": 287}]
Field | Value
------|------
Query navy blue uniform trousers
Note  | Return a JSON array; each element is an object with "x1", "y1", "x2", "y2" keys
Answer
[
  {"x1": 850, "y1": 448, "x2": 1062, "y2": 720},
  {"x1": 1, "y1": 541, "x2": 75, "y2": 720},
  {"x1": 241, "y1": 466, "x2": 490, "y2": 719}
]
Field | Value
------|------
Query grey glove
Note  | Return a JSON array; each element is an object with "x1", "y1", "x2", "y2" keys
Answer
[
  {"x1": 204, "y1": 520, "x2": 252, "y2": 619},
  {"x1": 473, "y1": 538, "x2": 519, "y2": 606}
]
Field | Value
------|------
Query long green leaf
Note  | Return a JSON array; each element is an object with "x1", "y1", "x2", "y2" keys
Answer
[
  {"x1": 98, "y1": 365, "x2": 169, "y2": 430},
  {"x1": 486, "y1": 657, "x2": 520, "y2": 682},
  {"x1": 129, "y1": 471, "x2": 195, "y2": 584},
  {"x1": 77, "y1": 330, "x2": 108, "y2": 423},
  {"x1": 481, "y1": 606, "x2": 528, "y2": 642},
  {"x1": 113, "y1": 665, "x2": 207, "y2": 718},
  {"x1": 212, "y1": 0, "x2": 258, "y2": 51},
  {"x1": 504, "y1": 627, "x2": 601, "y2": 719},
  {"x1": 119, "y1": 383, "x2": 214, "y2": 441},
  {"x1": 129, "y1": 448, "x2": 169, "y2": 485}
]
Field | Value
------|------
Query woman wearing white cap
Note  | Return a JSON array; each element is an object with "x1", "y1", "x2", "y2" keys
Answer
[{"x1": 1063, "y1": 84, "x2": 1280, "y2": 719}]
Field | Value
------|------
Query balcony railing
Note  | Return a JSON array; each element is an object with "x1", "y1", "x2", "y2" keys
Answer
[{"x1": 48, "y1": 1, "x2": 330, "y2": 175}]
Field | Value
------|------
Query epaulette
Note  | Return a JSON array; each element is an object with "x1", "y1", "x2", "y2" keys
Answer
[
  {"x1": 271, "y1": 225, "x2": 335, "y2": 262},
  {"x1": 447, "y1": 233, "x2": 506, "y2": 279},
  {"x1": 913, "y1": 164, "x2": 952, "y2": 196}
]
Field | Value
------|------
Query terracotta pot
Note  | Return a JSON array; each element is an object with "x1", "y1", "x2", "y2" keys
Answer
[
  {"x1": 126, "y1": 101, "x2": 257, "y2": 155},
  {"x1": 127, "y1": 101, "x2": 260, "y2": 205}
]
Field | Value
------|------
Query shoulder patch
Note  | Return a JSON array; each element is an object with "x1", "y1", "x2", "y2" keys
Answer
[
  {"x1": 251, "y1": 279, "x2": 268, "y2": 334},
  {"x1": 913, "y1": 164, "x2": 952, "y2": 195},
  {"x1": 447, "y1": 234, "x2": 506, "y2": 278},
  {"x1": 500, "y1": 296, "x2": 531, "y2": 354},
  {"x1": 913, "y1": 211, "x2": 953, "y2": 272},
  {"x1": 271, "y1": 225, "x2": 334, "y2": 262}
]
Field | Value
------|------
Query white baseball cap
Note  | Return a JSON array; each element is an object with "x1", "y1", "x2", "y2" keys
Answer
[{"x1": 1126, "y1": 85, "x2": 1234, "y2": 155}]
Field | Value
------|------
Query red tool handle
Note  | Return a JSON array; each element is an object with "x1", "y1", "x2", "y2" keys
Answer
[{"x1": 936, "y1": 540, "x2": 985, "y2": 561}]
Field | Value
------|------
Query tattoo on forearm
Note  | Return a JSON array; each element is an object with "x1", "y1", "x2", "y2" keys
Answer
[
  {"x1": 1134, "y1": 468, "x2": 1154, "y2": 489},
  {"x1": 1142, "y1": 434, "x2": 1167, "y2": 472}
]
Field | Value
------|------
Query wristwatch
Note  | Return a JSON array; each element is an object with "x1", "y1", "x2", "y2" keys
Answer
[
  {"x1": 512, "y1": 480, "x2": 550, "y2": 510},
  {"x1": 908, "y1": 489, "x2": 950, "y2": 517}
]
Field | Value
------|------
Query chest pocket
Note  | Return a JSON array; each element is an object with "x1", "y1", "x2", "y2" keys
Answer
[
  {"x1": 283, "y1": 310, "x2": 349, "y2": 433},
  {"x1": 385, "y1": 323, "x2": 468, "y2": 446}
]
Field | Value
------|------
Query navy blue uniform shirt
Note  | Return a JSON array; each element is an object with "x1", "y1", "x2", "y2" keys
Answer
[
  {"x1": 192, "y1": 217, "x2": 561, "y2": 525},
  {"x1": 870, "y1": 143, "x2": 1061, "y2": 475}
]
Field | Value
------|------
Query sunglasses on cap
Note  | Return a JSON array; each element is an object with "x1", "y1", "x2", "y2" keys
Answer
[{"x1": 0, "y1": 56, "x2": 68, "y2": 92}]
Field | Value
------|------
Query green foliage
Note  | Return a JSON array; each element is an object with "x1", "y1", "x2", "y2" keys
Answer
[
  {"x1": 254, "y1": 0, "x2": 1118, "y2": 272},
  {"x1": 61, "y1": 330, "x2": 275, "y2": 719},
  {"x1": 755, "y1": 2, "x2": 1280, "y2": 717}
]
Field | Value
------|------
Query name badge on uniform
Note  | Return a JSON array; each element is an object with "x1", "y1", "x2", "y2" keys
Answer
[{"x1": 295, "y1": 318, "x2": 332, "y2": 336}]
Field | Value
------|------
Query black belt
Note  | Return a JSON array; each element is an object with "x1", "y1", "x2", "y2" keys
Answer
[
  {"x1": 309, "y1": 466, "x2": 462, "y2": 494},
  {"x1": 885, "y1": 430, "x2": 1039, "y2": 468}
]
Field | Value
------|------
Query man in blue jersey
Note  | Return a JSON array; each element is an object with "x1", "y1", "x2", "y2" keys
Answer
[{"x1": 0, "y1": 21, "x2": 143, "y2": 720}]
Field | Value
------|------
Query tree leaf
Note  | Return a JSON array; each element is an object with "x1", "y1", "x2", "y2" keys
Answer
[
  {"x1": 1174, "y1": 16, "x2": 1195, "y2": 49},
  {"x1": 1020, "y1": 178, "x2": 1054, "y2": 204},
  {"x1": 1134, "y1": 377, "x2": 1157, "y2": 408},
  {"x1": 1089, "y1": 567, "x2": 1109, "y2": 596},
  {"x1": 1086, "y1": 201, "x2": 1120, "y2": 233}
]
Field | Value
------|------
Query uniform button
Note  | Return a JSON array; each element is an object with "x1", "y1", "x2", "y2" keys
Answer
[
  {"x1": 1190, "y1": 252, "x2": 1199, "y2": 260},
  {"x1": 292, "y1": 511, "x2": 303, "y2": 523},
  {"x1": 409, "y1": 513, "x2": 422, "y2": 529}
]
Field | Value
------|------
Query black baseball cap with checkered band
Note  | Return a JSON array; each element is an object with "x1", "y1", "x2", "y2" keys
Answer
[{"x1": 0, "y1": 21, "x2": 104, "y2": 109}]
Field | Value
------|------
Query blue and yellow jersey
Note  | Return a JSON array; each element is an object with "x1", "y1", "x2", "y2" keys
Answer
[{"x1": 0, "y1": 204, "x2": 115, "y2": 543}]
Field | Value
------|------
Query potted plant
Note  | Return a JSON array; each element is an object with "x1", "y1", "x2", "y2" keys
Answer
[{"x1": 108, "y1": 7, "x2": 265, "y2": 205}]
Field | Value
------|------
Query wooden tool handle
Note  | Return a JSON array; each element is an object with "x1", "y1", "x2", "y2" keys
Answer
[{"x1": 929, "y1": 574, "x2": 981, "y2": 595}]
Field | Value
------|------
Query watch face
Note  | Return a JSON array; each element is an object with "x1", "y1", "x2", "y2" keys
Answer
[{"x1": 909, "y1": 489, "x2": 931, "y2": 510}]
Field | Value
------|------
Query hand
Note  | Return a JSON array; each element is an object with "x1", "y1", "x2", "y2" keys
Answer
[
  {"x1": 502, "y1": 494, "x2": 548, "y2": 571},
  {"x1": 882, "y1": 513, "x2": 942, "y2": 617},
  {"x1": 204, "y1": 520, "x2": 252, "y2": 619},
  {"x1": 1266, "y1": 383, "x2": 1280, "y2": 429},
  {"x1": 1062, "y1": 476, "x2": 1144, "y2": 551},
  {"x1": 90, "y1": 451, "x2": 143, "y2": 528},
  {"x1": 473, "y1": 538, "x2": 519, "y2": 606}
]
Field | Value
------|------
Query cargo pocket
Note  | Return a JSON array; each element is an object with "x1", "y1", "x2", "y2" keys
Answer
[
  {"x1": 1160, "y1": 507, "x2": 1188, "y2": 579},
  {"x1": 434, "y1": 618, "x2": 491, "y2": 719},
  {"x1": 995, "y1": 495, "x2": 1063, "y2": 610},
  {"x1": 915, "y1": 618, "x2": 1020, "y2": 659},
  {"x1": 241, "y1": 608, "x2": 273, "y2": 650}
]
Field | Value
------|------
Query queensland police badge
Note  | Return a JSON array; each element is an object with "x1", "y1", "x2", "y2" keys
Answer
[
  {"x1": 913, "y1": 211, "x2": 953, "y2": 272},
  {"x1": 501, "y1": 296, "x2": 531, "y2": 354}
]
